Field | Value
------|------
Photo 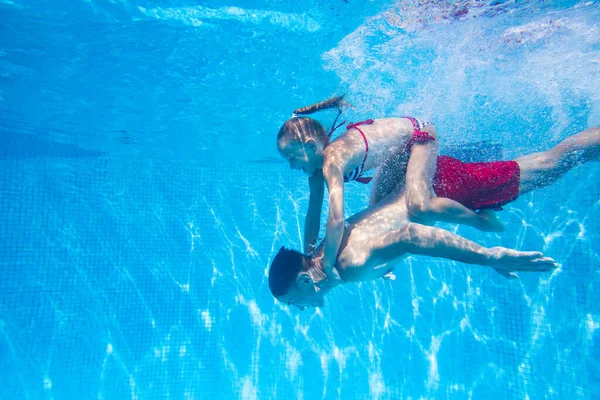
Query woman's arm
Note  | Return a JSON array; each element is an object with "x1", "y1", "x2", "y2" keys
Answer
[
  {"x1": 405, "y1": 127, "x2": 502, "y2": 232},
  {"x1": 320, "y1": 158, "x2": 345, "y2": 282},
  {"x1": 304, "y1": 170, "x2": 325, "y2": 253}
]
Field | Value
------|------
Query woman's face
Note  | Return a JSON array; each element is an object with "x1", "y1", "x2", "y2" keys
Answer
[{"x1": 278, "y1": 138, "x2": 320, "y2": 177}]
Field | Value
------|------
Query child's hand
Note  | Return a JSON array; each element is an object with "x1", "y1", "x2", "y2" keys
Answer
[{"x1": 488, "y1": 247, "x2": 559, "y2": 280}]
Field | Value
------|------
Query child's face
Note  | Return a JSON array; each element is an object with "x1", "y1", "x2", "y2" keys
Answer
[
  {"x1": 278, "y1": 139, "x2": 320, "y2": 177},
  {"x1": 276, "y1": 274, "x2": 325, "y2": 310}
]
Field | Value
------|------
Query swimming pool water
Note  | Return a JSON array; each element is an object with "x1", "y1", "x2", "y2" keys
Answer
[{"x1": 1, "y1": 1, "x2": 599, "y2": 399}]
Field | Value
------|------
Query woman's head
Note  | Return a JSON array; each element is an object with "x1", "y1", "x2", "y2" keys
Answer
[
  {"x1": 277, "y1": 95, "x2": 346, "y2": 177},
  {"x1": 277, "y1": 117, "x2": 328, "y2": 176}
]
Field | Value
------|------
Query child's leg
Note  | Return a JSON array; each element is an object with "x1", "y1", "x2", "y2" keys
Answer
[{"x1": 516, "y1": 127, "x2": 600, "y2": 194}]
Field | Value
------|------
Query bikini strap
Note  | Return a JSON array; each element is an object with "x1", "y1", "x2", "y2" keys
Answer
[
  {"x1": 346, "y1": 119, "x2": 374, "y2": 181},
  {"x1": 355, "y1": 176, "x2": 373, "y2": 184},
  {"x1": 328, "y1": 108, "x2": 347, "y2": 138},
  {"x1": 346, "y1": 119, "x2": 375, "y2": 130},
  {"x1": 404, "y1": 116, "x2": 435, "y2": 151}
]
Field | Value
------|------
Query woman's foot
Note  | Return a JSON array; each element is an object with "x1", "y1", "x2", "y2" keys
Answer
[{"x1": 477, "y1": 209, "x2": 505, "y2": 232}]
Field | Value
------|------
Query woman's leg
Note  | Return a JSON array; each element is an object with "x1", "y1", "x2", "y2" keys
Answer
[
  {"x1": 368, "y1": 152, "x2": 408, "y2": 206},
  {"x1": 516, "y1": 127, "x2": 600, "y2": 194},
  {"x1": 406, "y1": 136, "x2": 504, "y2": 231}
]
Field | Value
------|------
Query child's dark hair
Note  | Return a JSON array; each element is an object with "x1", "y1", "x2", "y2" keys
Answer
[
  {"x1": 277, "y1": 95, "x2": 347, "y2": 144},
  {"x1": 268, "y1": 247, "x2": 311, "y2": 297}
]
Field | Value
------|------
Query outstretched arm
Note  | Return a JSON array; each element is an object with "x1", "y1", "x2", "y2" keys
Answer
[
  {"x1": 321, "y1": 158, "x2": 345, "y2": 283},
  {"x1": 405, "y1": 129, "x2": 503, "y2": 232},
  {"x1": 370, "y1": 223, "x2": 557, "y2": 277},
  {"x1": 304, "y1": 170, "x2": 325, "y2": 253}
]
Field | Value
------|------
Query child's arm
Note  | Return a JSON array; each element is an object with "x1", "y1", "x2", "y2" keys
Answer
[
  {"x1": 304, "y1": 170, "x2": 325, "y2": 253},
  {"x1": 405, "y1": 130, "x2": 503, "y2": 232},
  {"x1": 396, "y1": 223, "x2": 557, "y2": 276}
]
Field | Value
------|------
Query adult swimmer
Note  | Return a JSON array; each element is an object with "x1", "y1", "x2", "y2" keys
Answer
[
  {"x1": 278, "y1": 99, "x2": 599, "y2": 288},
  {"x1": 271, "y1": 124, "x2": 599, "y2": 308}
]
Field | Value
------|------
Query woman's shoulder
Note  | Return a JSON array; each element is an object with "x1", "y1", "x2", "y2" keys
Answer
[
  {"x1": 361, "y1": 118, "x2": 414, "y2": 134},
  {"x1": 336, "y1": 118, "x2": 408, "y2": 134},
  {"x1": 331, "y1": 117, "x2": 411, "y2": 144},
  {"x1": 373, "y1": 117, "x2": 408, "y2": 123},
  {"x1": 372, "y1": 117, "x2": 413, "y2": 126}
]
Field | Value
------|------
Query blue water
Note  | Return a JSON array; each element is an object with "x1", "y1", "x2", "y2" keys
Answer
[{"x1": 1, "y1": 0, "x2": 599, "y2": 399}]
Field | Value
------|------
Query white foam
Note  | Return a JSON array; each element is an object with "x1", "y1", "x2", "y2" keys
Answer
[
  {"x1": 138, "y1": 5, "x2": 321, "y2": 33},
  {"x1": 502, "y1": 18, "x2": 569, "y2": 45},
  {"x1": 324, "y1": 2, "x2": 600, "y2": 141}
]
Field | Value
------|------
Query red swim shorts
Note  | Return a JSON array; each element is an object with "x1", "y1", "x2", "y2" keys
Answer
[{"x1": 433, "y1": 156, "x2": 521, "y2": 211}]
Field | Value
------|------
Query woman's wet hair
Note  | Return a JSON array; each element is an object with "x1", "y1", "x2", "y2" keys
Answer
[
  {"x1": 277, "y1": 117, "x2": 327, "y2": 144},
  {"x1": 292, "y1": 95, "x2": 346, "y2": 116},
  {"x1": 277, "y1": 95, "x2": 347, "y2": 144},
  {"x1": 268, "y1": 247, "x2": 311, "y2": 297}
]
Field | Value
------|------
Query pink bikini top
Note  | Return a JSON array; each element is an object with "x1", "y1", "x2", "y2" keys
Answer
[{"x1": 343, "y1": 117, "x2": 435, "y2": 184}]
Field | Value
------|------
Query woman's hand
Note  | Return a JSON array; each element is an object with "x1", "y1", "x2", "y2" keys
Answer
[
  {"x1": 316, "y1": 267, "x2": 344, "y2": 289},
  {"x1": 304, "y1": 170, "x2": 325, "y2": 253},
  {"x1": 476, "y1": 209, "x2": 505, "y2": 232}
]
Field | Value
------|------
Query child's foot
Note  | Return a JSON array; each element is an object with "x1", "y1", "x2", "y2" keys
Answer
[{"x1": 477, "y1": 209, "x2": 505, "y2": 232}]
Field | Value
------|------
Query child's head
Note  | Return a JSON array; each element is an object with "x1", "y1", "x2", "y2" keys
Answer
[
  {"x1": 277, "y1": 95, "x2": 346, "y2": 177},
  {"x1": 268, "y1": 246, "x2": 324, "y2": 310}
]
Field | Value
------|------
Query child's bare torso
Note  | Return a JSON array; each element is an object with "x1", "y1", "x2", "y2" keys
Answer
[
  {"x1": 315, "y1": 118, "x2": 433, "y2": 282},
  {"x1": 315, "y1": 185, "x2": 420, "y2": 282}
]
